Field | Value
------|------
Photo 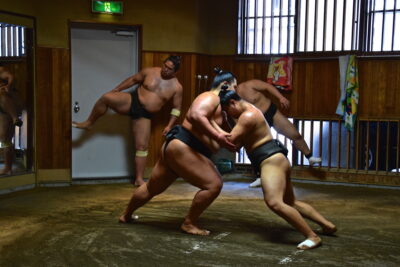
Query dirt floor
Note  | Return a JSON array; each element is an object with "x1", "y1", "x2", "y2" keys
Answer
[{"x1": 0, "y1": 178, "x2": 399, "y2": 266}]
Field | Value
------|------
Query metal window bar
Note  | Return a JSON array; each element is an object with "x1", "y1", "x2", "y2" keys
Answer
[
  {"x1": 323, "y1": 0, "x2": 328, "y2": 51},
  {"x1": 351, "y1": 0, "x2": 357, "y2": 50},
  {"x1": 376, "y1": 122, "x2": 380, "y2": 172},
  {"x1": 381, "y1": 0, "x2": 387, "y2": 51},
  {"x1": 253, "y1": 0, "x2": 258, "y2": 54},
  {"x1": 392, "y1": 0, "x2": 398, "y2": 51},
  {"x1": 386, "y1": 121, "x2": 390, "y2": 173},
  {"x1": 370, "y1": 0, "x2": 376, "y2": 52},
  {"x1": 346, "y1": 126, "x2": 351, "y2": 169},
  {"x1": 278, "y1": 0, "x2": 283, "y2": 54},
  {"x1": 341, "y1": 0, "x2": 347, "y2": 51},
  {"x1": 245, "y1": 0, "x2": 250, "y2": 54},
  {"x1": 366, "y1": 121, "x2": 370, "y2": 170},
  {"x1": 314, "y1": 0, "x2": 318, "y2": 51},
  {"x1": 270, "y1": 0, "x2": 274, "y2": 54},
  {"x1": 332, "y1": 0, "x2": 337, "y2": 51},
  {"x1": 304, "y1": 0, "x2": 309, "y2": 51},
  {"x1": 0, "y1": 25, "x2": 2, "y2": 57},
  {"x1": 262, "y1": 0, "x2": 267, "y2": 54},
  {"x1": 356, "y1": 119, "x2": 360, "y2": 170},
  {"x1": 287, "y1": 0, "x2": 292, "y2": 52}
]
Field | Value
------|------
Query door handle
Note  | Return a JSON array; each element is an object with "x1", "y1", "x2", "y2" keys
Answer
[{"x1": 73, "y1": 101, "x2": 80, "y2": 113}]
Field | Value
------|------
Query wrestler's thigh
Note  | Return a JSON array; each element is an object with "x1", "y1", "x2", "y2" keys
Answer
[
  {"x1": 146, "y1": 158, "x2": 178, "y2": 195},
  {"x1": 165, "y1": 140, "x2": 221, "y2": 189},
  {"x1": 132, "y1": 118, "x2": 151, "y2": 148},
  {"x1": 0, "y1": 113, "x2": 12, "y2": 141},
  {"x1": 272, "y1": 111, "x2": 300, "y2": 140},
  {"x1": 260, "y1": 154, "x2": 291, "y2": 202},
  {"x1": 104, "y1": 92, "x2": 132, "y2": 114}
]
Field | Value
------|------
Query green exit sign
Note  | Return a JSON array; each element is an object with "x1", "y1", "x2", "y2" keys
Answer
[{"x1": 92, "y1": 1, "x2": 123, "y2": 14}]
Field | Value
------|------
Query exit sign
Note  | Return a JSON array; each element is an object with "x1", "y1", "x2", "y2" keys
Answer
[{"x1": 92, "y1": 1, "x2": 123, "y2": 14}]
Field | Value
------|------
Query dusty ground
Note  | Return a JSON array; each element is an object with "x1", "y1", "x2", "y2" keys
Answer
[{"x1": 0, "y1": 179, "x2": 399, "y2": 266}]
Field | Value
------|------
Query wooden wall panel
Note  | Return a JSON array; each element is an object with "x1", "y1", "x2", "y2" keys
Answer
[
  {"x1": 33, "y1": 47, "x2": 400, "y2": 173},
  {"x1": 358, "y1": 59, "x2": 400, "y2": 119},
  {"x1": 36, "y1": 47, "x2": 71, "y2": 169}
]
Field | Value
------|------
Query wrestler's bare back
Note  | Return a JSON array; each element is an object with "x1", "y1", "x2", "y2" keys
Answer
[
  {"x1": 138, "y1": 67, "x2": 182, "y2": 113},
  {"x1": 236, "y1": 80, "x2": 272, "y2": 112},
  {"x1": 231, "y1": 103, "x2": 273, "y2": 153}
]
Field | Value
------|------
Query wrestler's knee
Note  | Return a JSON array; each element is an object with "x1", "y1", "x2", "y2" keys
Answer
[
  {"x1": 265, "y1": 198, "x2": 284, "y2": 212},
  {"x1": 207, "y1": 179, "x2": 223, "y2": 196},
  {"x1": 100, "y1": 92, "x2": 114, "y2": 104}
]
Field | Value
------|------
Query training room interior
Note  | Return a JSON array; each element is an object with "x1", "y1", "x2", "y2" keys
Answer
[{"x1": 1, "y1": 0, "x2": 400, "y2": 266}]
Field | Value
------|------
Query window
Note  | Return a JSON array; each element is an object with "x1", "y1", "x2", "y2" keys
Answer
[
  {"x1": 0, "y1": 23, "x2": 26, "y2": 58},
  {"x1": 365, "y1": 0, "x2": 400, "y2": 52},
  {"x1": 238, "y1": 0, "x2": 400, "y2": 55},
  {"x1": 238, "y1": 0, "x2": 295, "y2": 54}
]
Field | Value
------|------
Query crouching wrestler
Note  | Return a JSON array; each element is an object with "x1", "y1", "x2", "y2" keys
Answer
[
  {"x1": 217, "y1": 89, "x2": 337, "y2": 250},
  {"x1": 118, "y1": 71, "x2": 236, "y2": 235}
]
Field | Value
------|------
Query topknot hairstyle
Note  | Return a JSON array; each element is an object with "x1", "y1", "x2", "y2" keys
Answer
[{"x1": 211, "y1": 67, "x2": 236, "y2": 89}]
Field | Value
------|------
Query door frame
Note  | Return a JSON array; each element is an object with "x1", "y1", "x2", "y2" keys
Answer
[{"x1": 68, "y1": 20, "x2": 142, "y2": 179}]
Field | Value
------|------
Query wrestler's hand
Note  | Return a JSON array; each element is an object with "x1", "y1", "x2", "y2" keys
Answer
[
  {"x1": 279, "y1": 97, "x2": 290, "y2": 110},
  {"x1": 217, "y1": 133, "x2": 236, "y2": 152},
  {"x1": 162, "y1": 126, "x2": 171, "y2": 136}
]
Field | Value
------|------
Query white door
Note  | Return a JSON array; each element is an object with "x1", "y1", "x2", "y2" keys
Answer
[{"x1": 71, "y1": 27, "x2": 138, "y2": 179}]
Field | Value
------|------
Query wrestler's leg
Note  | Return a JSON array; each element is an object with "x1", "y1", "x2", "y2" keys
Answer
[
  {"x1": 72, "y1": 91, "x2": 131, "y2": 130},
  {"x1": 119, "y1": 155, "x2": 178, "y2": 223},
  {"x1": 132, "y1": 118, "x2": 151, "y2": 186},
  {"x1": 272, "y1": 111, "x2": 321, "y2": 165},
  {"x1": 283, "y1": 178, "x2": 337, "y2": 234},
  {"x1": 0, "y1": 92, "x2": 19, "y2": 125},
  {"x1": 166, "y1": 140, "x2": 223, "y2": 236},
  {"x1": 260, "y1": 154, "x2": 321, "y2": 248},
  {"x1": 0, "y1": 113, "x2": 14, "y2": 175}
]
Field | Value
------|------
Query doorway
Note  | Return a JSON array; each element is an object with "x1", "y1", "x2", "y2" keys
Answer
[{"x1": 70, "y1": 22, "x2": 139, "y2": 180}]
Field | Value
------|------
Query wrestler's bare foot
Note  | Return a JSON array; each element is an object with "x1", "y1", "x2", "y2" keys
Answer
[
  {"x1": 0, "y1": 168, "x2": 11, "y2": 176},
  {"x1": 72, "y1": 121, "x2": 92, "y2": 130},
  {"x1": 118, "y1": 214, "x2": 139, "y2": 223},
  {"x1": 181, "y1": 222, "x2": 210, "y2": 236},
  {"x1": 134, "y1": 178, "x2": 146, "y2": 187},
  {"x1": 321, "y1": 223, "x2": 337, "y2": 235},
  {"x1": 297, "y1": 236, "x2": 322, "y2": 250}
]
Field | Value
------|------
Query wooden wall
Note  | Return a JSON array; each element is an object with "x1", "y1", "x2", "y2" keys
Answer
[
  {"x1": 36, "y1": 47, "x2": 71, "y2": 169},
  {"x1": 35, "y1": 49, "x2": 400, "y2": 176}
]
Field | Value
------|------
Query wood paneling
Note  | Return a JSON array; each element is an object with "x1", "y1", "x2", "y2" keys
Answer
[
  {"x1": 34, "y1": 47, "x2": 400, "y2": 178},
  {"x1": 358, "y1": 59, "x2": 400, "y2": 119},
  {"x1": 36, "y1": 46, "x2": 71, "y2": 169}
]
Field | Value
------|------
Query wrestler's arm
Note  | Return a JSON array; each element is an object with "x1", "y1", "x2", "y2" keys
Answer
[
  {"x1": 0, "y1": 70, "x2": 13, "y2": 92},
  {"x1": 111, "y1": 68, "x2": 146, "y2": 92},
  {"x1": 162, "y1": 84, "x2": 183, "y2": 135},
  {"x1": 188, "y1": 94, "x2": 235, "y2": 151},
  {"x1": 252, "y1": 79, "x2": 290, "y2": 110},
  {"x1": 227, "y1": 112, "x2": 254, "y2": 149}
]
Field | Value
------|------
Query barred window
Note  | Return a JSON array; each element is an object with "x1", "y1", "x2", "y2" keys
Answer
[
  {"x1": 298, "y1": 0, "x2": 360, "y2": 52},
  {"x1": 238, "y1": 0, "x2": 295, "y2": 54},
  {"x1": 365, "y1": 0, "x2": 400, "y2": 52},
  {"x1": 238, "y1": 0, "x2": 400, "y2": 55},
  {"x1": 0, "y1": 23, "x2": 26, "y2": 58}
]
